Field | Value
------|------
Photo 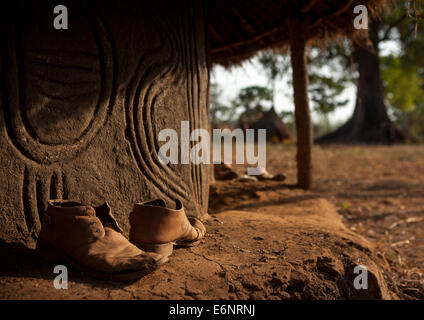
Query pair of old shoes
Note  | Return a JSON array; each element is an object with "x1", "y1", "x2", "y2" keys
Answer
[{"x1": 36, "y1": 199, "x2": 206, "y2": 281}]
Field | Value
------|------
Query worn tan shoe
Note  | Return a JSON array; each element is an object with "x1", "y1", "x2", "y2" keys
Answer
[
  {"x1": 129, "y1": 199, "x2": 206, "y2": 257},
  {"x1": 36, "y1": 200, "x2": 167, "y2": 281},
  {"x1": 251, "y1": 167, "x2": 287, "y2": 181}
]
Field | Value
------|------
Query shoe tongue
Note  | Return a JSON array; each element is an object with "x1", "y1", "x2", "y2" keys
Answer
[{"x1": 94, "y1": 202, "x2": 124, "y2": 233}]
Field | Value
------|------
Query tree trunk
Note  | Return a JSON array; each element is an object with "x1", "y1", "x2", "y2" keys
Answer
[
  {"x1": 316, "y1": 20, "x2": 405, "y2": 144},
  {"x1": 289, "y1": 20, "x2": 312, "y2": 190}
]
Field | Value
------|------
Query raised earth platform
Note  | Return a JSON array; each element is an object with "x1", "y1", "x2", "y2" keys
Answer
[{"x1": 0, "y1": 180, "x2": 394, "y2": 299}]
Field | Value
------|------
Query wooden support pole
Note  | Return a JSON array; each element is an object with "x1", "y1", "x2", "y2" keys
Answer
[{"x1": 289, "y1": 20, "x2": 312, "y2": 190}]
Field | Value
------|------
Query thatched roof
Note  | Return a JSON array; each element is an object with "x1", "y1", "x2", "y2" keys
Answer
[{"x1": 206, "y1": 0, "x2": 388, "y2": 66}]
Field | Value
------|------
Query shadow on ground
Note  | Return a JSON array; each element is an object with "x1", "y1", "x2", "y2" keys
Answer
[{"x1": 1, "y1": 180, "x2": 394, "y2": 300}]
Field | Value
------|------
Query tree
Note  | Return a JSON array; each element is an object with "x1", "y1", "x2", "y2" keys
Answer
[
  {"x1": 307, "y1": 45, "x2": 352, "y2": 120},
  {"x1": 209, "y1": 82, "x2": 235, "y2": 124},
  {"x1": 380, "y1": 7, "x2": 424, "y2": 140},
  {"x1": 381, "y1": 55, "x2": 424, "y2": 113},
  {"x1": 316, "y1": 8, "x2": 410, "y2": 144},
  {"x1": 257, "y1": 50, "x2": 290, "y2": 106},
  {"x1": 309, "y1": 72, "x2": 349, "y2": 117},
  {"x1": 232, "y1": 85, "x2": 273, "y2": 113},
  {"x1": 256, "y1": 46, "x2": 352, "y2": 135}
]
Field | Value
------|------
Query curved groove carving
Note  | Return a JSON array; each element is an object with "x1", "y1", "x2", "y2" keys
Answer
[
  {"x1": 3, "y1": 4, "x2": 114, "y2": 164},
  {"x1": 125, "y1": 0, "x2": 208, "y2": 212},
  {"x1": 182, "y1": 0, "x2": 208, "y2": 208},
  {"x1": 22, "y1": 168, "x2": 40, "y2": 235},
  {"x1": 125, "y1": 2, "x2": 192, "y2": 201},
  {"x1": 22, "y1": 167, "x2": 65, "y2": 238}
]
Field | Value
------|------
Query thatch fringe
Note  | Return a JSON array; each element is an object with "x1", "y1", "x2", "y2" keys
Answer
[{"x1": 206, "y1": 0, "x2": 390, "y2": 66}]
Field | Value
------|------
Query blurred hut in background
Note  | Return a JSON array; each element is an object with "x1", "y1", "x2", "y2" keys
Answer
[{"x1": 239, "y1": 108, "x2": 292, "y2": 143}]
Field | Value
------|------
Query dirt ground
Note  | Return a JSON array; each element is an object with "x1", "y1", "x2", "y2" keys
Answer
[
  {"x1": 0, "y1": 144, "x2": 423, "y2": 299},
  {"x1": 239, "y1": 143, "x2": 424, "y2": 299}
]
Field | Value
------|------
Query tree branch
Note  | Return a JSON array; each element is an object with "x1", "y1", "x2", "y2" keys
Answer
[{"x1": 379, "y1": 14, "x2": 407, "y2": 42}]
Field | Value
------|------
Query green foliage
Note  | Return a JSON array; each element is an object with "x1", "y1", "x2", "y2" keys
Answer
[
  {"x1": 308, "y1": 41, "x2": 354, "y2": 79},
  {"x1": 306, "y1": 45, "x2": 353, "y2": 118},
  {"x1": 231, "y1": 85, "x2": 273, "y2": 113},
  {"x1": 209, "y1": 82, "x2": 235, "y2": 123},
  {"x1": 210, "y1": 82, "x2": 274, "y2": 124},
  {"x1": 258, "y1": 48, "x2": 351, "y2": 118},
  {"x1": 210, "y1": 2, "x2": 424, "y2": 139},
  {"x1": 280, "y1": 110, "x2": 296, "y2": 132},
  {"x1": 381, "y1": 55, "x2": 424, "y2": 112},
  {"x1": 257, "y1": 50, "x2": 291, "y2": 110},
  {"x1": 309, "y1": 73, "x2": 349, "y2": 115},
  {"x1": 406, "y1": 105, "x2": 424, "y2": 139},
  {"x1": 257, "y1": 50, "x2": 290, "y2": 86},
  {"x1": 378, "y1": 3, "x2": 424, "y2": 139},
  {"x1": 338, "y1": 201, "x2": 351, "y2": 210}
]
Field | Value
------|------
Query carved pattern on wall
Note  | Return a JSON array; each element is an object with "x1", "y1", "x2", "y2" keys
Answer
[
  {"x1": 125, "y1": 2, "x2": 190, "y2": 202},
  {"x1": 0, "y1": 1, "x2": 209, "y2": 243},
  {"x1": 21, "y1": 167, "x2": 66, "y2": 237},
  {"x1": 1, "y1": 4, "x2": 115, "y2": 237},
  {"x1": 124, "y1": 0, "x2": 208, "y2": 212},
  {"x1": 3, "y1": 4, "x2": 115, "y2": 165},
  {"x1": 182, "y1": 0, "x2": 209, "y2": 210}
]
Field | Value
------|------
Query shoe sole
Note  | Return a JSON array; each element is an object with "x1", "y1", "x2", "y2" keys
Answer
[
  {"x1": 36, "y1": 239, "x2": 168, "y2": 282},
  {"x1": 136, "y1": 239, "x2": 201, "y2": 258}
]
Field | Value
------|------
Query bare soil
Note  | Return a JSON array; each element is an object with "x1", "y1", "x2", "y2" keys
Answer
[
  {"x1": 231, "y1": 144, "x2": 424, "y2": 299},
  {"x1": 1, "y1": 144, "x2": 423, "y2": 300}
]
